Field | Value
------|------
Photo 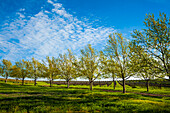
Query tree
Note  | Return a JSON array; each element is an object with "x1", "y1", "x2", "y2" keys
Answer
[
  {"x1": 29, "y1": 57, "x2": 43, "y2": 86},
  {"x1": 74, "y1": 44, "x2": 102, "y2": 91},
  {"x1": 1, "y1": 59, "x2": 12, "y2": 83},
  {"x1": 105, "y1": 33, "x2": 130, "y2": 93},
  {"x1": 129, "y1": 43, "x2": 159, "y2": 92},
  {"x1": 0, "y1": 63, "x2": 4, "y2": 78},
  {"x1": 15, "y1": 59, "x2": 30, "y2": 85},
  {"x1": 131, "y1": 13, "x2": 170, "y2": 79},
  {"x1": 100, "y1": 53, "x2": 119, "y2": 89},
  {"x1": 58, "y1": 49, "x2": 78, "y2": 88},
  {"x1": 43, "y1": 56, "x2": 60, "y2": 87},
  {"x1": 10, "y1": 65, "x2": 21, "y2": 83}
]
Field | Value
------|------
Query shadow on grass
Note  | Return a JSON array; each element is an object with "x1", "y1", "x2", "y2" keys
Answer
[
  {"x1": 1, "y1": 94, "x2": 168, "y2": 113},
  {"x1": 0, "y1": 82, "x2": 170, "y2": 113},
  {"x1": 0, "y1": 82, "x2": 21, "y2": 88},
  {"x1": 0, "y1": 96, "x2": 70, "y2": 112},
  {"x1": 0, "y1": 94, "x2": 108, "y2": 112}
]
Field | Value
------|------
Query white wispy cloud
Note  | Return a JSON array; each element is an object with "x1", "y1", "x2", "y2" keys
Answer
[{"x1": 0, "y1": 0, "x2": 115, "y2": 62}]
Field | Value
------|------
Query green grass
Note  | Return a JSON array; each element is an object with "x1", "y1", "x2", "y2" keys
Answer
[{"x1": 0, "y1": 81, "x2": 170, "y2": 113}]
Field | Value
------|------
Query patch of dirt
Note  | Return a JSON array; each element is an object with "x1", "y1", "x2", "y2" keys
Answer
[
  {"x1": 39, "y1": 85, "x2": 170, "y2": 97},
  {"x1": 99, "y1": 89, "x2": 170, "y2": 97},
  {"x1": 133, "y1": 92, "x2": 170, "y2": 97}
]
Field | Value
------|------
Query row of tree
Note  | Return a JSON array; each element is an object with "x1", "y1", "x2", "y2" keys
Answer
[{"x1": 0, "y1": 13, "x2": 169, "y2": 93}]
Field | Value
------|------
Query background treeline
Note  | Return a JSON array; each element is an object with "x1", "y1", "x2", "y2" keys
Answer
[{"x1": 0, "y1": 13, "x2": 169, "y2": 93}]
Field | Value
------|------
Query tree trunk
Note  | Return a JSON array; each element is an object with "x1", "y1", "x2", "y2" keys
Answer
[
  {"x1": 67, "y1": 80, "x2": 70, "y2": 88},
  {"x1": 90, "y1": 81, "x2": 93, "y2": 91},
  {"x1": 99, "y1": 81, "x2": 101, "y2": 87},
  {"x1": 146, "y1": 80, "x2": 149, "y2": 92},
  {"x1": 34, "y1": 78, "x2": 37, "y2": 86},
  {"x1": 50, "y1": 80, "x2": 52, "y2": 87},
  {"x1": 5, "y1": 77, "x2": 7, "y2": 83},
  {"x1": 107, "y1": 82, "x2": 109, "y2": 87},
  {"x1": 114, "y1": 82, "x2": 116, "y2": 90},
  {"x1": 113, "y1": 78, "x2": 116, "y2": 89},
  {"x1": 51, "y1": 74, "x2": 54, "y2": 87},
  {"x1": 22, "y1": 77, "x2": 25, "y2": 85},
  {"x1": 5, "y1": 73, "x2": 8, "y2": 83},
  {"x1": 16, "y1": 78, "x2": 18, "y2": 83},
  {"x1": 122, "y1": 77, "x2": 126, "y2": 93}
]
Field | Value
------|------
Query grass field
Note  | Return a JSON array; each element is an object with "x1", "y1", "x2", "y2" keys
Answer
[{"x1": 0, "y1": 81, "x2": 170, "y2": 113}]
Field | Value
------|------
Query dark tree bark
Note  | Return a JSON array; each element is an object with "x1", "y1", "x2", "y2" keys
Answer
[
  {"x1": 22, "y1": 77, "x2": 25, "y2": 85},
  {"x1": 122, "y1": 76, "x2": 126, "y2": 93},
  {"x1": 90, "y1": 81, "x2": 93, "y2": 91},
  {"x1": 5, "y1": 72, "x2": 8, "y2": 83},
  {"x1": 113, "y1": 78, "x2": 116, "y2": 89},
  {"x1": 159, "y1": 83, "x2": 162, "y2": 89},
  {"x1": 99, "y1": 81, "x2": 101, "y2": 87},
  {"x1": 146, "y1": 80, "x2": 149, "y2": 92},
  {"x1": 49, "y1": 74, "x2": 54, "y2": 87},
  {"x1": 34, "y1": 78, "x2": 37, "y2": 86},
  {"x1": 16, "y1": 78, "x2": 18, "y2": 83},
  {"x1": 50, "y1": 79, "x2": 52, "y2": 87},
  {"x1": 5, "y1": 77, "x2": 8, "y2": 83},
  {"x1": 67, "y1": 80, "x2": 70, "y2": 88},
  {"x1": 51, "y1": 74, "x2": 54, "y2": 87}
]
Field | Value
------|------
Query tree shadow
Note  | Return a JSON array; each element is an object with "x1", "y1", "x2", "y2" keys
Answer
[{"x1": 0, "y1": 82, "x2": 169, "y2": 113}]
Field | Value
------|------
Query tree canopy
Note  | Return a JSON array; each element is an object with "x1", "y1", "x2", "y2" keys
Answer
[{"x1": 131, "y1": 13, "x2": 170, "y2": 79}]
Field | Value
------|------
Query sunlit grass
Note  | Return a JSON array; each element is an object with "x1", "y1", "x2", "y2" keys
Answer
[{"x1": 0, "y1": 81, "x2": 170, "y2": 112}]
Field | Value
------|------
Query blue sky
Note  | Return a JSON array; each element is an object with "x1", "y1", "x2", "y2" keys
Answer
[{"x1": 0, "y1": 0, "x2": 170, "y2": 63}]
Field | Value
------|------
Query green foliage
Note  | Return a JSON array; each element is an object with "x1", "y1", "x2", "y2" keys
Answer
[
  {"x1": 74, "y1": 44, "x2": 102, "y2": 90},
  {"x1": 10, "y1": 65, "x2": 21, "y2": 81},
  {"x1": 100, "y1": 53, "x2": 120, "y2": 89},
  {"x1": 1, "y1": 59, "x2": 12, "y2": 82},
  {"x1": 57, "y1": 49, "x2": 78, "y2": 88},
  {"x1": 131, "y1": 13, "x2": 170, "y2": 79},
  {"x1": 106, "y1": 33, "x2": 130, "y2": 78},
  {"x1": 28, "y1": 57, "x2": 44, "y2": 86},
  {"x1": 42, "y1": 56, "x2": 60, "y2": 87},
  {"x1": 0, "y1": 63, "x2": 4, "y2": 76},
  {"x1": 129, "y1": 43, "x2": 161, "y2": 91},
  {"x1": 105, "y1": 33, "x2": 131, "y2": 93},
  {"x1": 100, "y1": 52, "x2": 120, "y2": 79},
  {"x1": 15, "y1": 59, "x2": 30, "y2": 85}
]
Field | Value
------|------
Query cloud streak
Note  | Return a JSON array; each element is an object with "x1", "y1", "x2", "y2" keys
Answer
[{"x1": 0, "y1": 0, "x2": 115, "y2": 62}]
